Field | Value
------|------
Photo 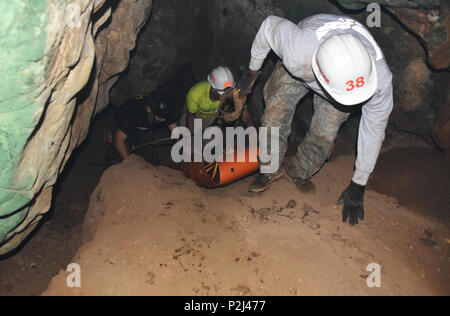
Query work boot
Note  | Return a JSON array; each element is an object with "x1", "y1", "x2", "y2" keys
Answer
[
  {"x1": 285, "y1": 162, "x2": 316, "y2": 194},
  {"x1": 289, "y1": 176, "x2": 316, "y2": 194},
  {"x1": 248, "y1": 171, "x2": 285, "y2": 193}
]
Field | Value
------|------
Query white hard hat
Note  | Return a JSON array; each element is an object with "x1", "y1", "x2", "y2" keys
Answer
[
  {"x1": 207, "y1": 66, "x2": 235, "y2": 95},
  {"x1": 312, "y1": 33, "x2": 378, "y2": 106}
]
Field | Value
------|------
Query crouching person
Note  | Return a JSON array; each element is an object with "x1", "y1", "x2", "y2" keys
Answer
[{"x1": 114, "y1": 92, "x2": 178, "y2": 165}]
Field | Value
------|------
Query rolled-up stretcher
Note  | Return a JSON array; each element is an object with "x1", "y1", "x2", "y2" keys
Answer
[{"x1": 181, "y1": 147, "x2": 260, "y2": 188}]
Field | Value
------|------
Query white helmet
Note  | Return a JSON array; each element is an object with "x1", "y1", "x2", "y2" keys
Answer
[
  {"x1": 207, "y1": 66, "x2": 235, "y2": 95},
  {"x1": 312, "y1": 33, "x2": 377, "y2": 106}
]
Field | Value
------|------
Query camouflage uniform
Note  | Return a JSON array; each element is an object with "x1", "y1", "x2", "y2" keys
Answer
[
  {"x1": 261, "y1": 61, "x2": 350, "y2": 180},
  {"x1": 250, "y1": 15, "x2": 393, "y2": 186}
]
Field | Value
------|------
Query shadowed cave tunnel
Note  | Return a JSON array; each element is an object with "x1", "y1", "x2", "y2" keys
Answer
[{"x1": 0, "y1": 0, "x2": 449, "y2": 296}]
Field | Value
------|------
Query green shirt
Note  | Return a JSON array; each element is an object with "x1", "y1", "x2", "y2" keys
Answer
[{"x1": 186, "y1": 81, "x2": 220, "y2": 119}]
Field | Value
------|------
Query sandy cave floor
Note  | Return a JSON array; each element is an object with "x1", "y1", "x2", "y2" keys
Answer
[{"x1": 41, "y1": 152, "x2": 450, "y2": 296}]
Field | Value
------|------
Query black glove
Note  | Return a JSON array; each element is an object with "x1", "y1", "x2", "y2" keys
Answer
[
  {"x1": 238, "y1": 70, "x2": 260, "y2": 98},
  {"x1": 336, "y1": 181, "x2": 365, "y2": 226}
]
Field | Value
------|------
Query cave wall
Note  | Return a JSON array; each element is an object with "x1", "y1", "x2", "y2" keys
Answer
[
  {"x1": 112, "y1": 0, "x2": 449, "y2": 152},
  {"x1": 0, "y1": 0, "x2": 152, "y2": 255},
  {"x1": 337, "y1": 0, "x2": 450, "y2": 70},
  {"x1": 111, "y1": 0, "x2": 344, "y2": 105},
  {"x1": 110, "y1": 0, "x2": 344, "y2": 127}
]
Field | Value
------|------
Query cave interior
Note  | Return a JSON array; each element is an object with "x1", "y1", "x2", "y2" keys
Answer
[{"x1": 0, "y1": 0, "x2": 449, "y2": 296}]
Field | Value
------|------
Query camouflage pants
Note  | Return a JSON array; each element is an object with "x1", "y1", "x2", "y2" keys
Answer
[{"x1": 261, "y1": 61, "x2": 350, "y2": 180}]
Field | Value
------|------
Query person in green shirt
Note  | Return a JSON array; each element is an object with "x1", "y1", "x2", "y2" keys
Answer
[{"x1": 182, "y1": 66, "x2": 254, "y2": 132}]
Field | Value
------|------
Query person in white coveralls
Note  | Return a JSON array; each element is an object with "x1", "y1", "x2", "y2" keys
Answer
[{"x1": 246, "y1": 14, "x2": 394, "y2": 226}]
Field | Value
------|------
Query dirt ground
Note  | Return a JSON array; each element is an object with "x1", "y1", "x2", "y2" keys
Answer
[
  {"x1": 0, "y1": 105, "x2": 448, "y2": 295},
  {"x1": 369, "y1": 147, "x2": 450, "y2": 221},
  {"x1": 42, "y1": 150, "x2": 449, "y2": 296}
]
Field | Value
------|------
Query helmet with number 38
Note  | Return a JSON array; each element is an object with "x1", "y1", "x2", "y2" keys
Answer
[{"x1": 312, "y1": 33, "x2": 378, "y2": 106}]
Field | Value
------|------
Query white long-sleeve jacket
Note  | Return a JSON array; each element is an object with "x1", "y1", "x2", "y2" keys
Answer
[{"x1": 250, "y1": 14, "x2": 393, "y2": 186}]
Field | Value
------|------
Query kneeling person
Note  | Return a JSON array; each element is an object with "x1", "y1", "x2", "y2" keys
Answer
[
  {"x1": 183, "y1": 66, "x2": 254, "y2": 131},
  {"x1": 114, "y1": 92, "x2": 178, "y2": 164}
]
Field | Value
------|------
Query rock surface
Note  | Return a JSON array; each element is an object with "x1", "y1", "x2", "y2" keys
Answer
[
  {"x1": 111, "y1": 0, "x2": 343, "y2": 106},
  {"x1": 0, "y1": 0, "x2": 152, "y2": 255},
  {"x1": 337, "y1": 0, "x2": 450, "y2": 70}
]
